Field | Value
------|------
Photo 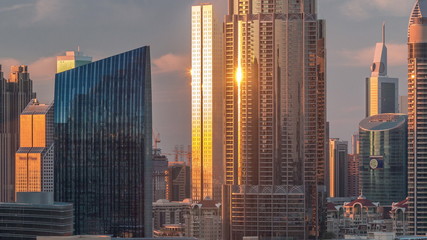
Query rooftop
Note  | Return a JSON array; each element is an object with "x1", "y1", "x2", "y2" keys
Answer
[{"x1": 359, "y1": 113, "x2": 407, "y2": 131}]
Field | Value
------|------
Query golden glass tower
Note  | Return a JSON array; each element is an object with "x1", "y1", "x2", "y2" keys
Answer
[
  {"x1": 191, "y1": 4, "x2": 223, "y2": 202},
  {"x1": 15, "y1": 99, "x2": 54, "y2": 193},
  {"x1": 56, "y1": 50, "x2": 92, "y2": 73}
]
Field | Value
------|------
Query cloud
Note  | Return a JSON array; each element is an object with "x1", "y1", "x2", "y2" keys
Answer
[
  {"x1": 338, "y1": 43, "x2": 407, "y2": 67},
  {"x1": 34, "y1": 0, "x2": 64, "y2": 22},
  {"x1": 152, "y1": 53, "x2": 190, "y2": 75},
  {"x1": 340, "y1": 0, "x2": 413, "y2": 19},
  {"x1": 0, "y1": 3, "x2": 33, "y2": 13},
  {"x1": 28, "y1": 56, "x2": 56, "y2": 81}
]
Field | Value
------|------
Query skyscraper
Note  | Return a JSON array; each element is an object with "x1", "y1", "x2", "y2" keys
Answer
[
  {"x1": 0, "y1": 65, "x2": 35, "y2": 202},
  {"x1": 366, "y1": 24, "x2": 399, "y2": 117},
  {"x1": 359, "y1": 114, "x2": 408, "y2": 205},
  {"x1": 408, "y1": 0, "x2": 427, "y2": 234},
  {"x1": 222, "y1": 0, "x2": 326, "y2": 239},
  {"x1": 328, "y1": 138, "x2": 348, "y2": 198},
  {"x1": 15, "y1": 99, "x2": 54, "y2": 193},
  {"x1": 54, "y1": 46, "x2": 152, "y2": 237},
  {"x1": 347, "y1": 154, "x2": 360, "y2": 197},
  {"x1": 191, "y1": 3, "x2": 223, "y2": 202},
  {"x1": 56, "y1": 50, "x2": 92, "y2": 73}
]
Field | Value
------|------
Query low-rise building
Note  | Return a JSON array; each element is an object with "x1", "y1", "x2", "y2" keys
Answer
[
  {"x1": 185, "y1": 199, "x2": 221, "y2": 240},
  {"x1": 153, "y1": 199, "x2": 191, "y2": 231},
  {"x1": 0, "y1": 192, "x2": 73, "y2": 240}
]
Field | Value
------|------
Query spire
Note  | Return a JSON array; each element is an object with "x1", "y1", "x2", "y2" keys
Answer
[
  {"x1": 382, "y1": 22, "x2": 385, "y2": 44},
  {"x1": 370, "y1": 24, "x2": 388, "y2": 77}
]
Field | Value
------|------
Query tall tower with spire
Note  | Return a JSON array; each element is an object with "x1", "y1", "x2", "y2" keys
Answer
[
  {"x1": 408, "y1": 0, "x2": 427, "y2": 235},
  {"x1": 366, "y1": 24, "x2": 399, "y2": 117}
]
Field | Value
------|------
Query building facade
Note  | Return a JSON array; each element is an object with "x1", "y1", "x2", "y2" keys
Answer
[
  {"x1": 185, "y1": 199, "x2": 221, "y2": 240},
  {"x1": 222, "y1": 0, "x2": 327, "y2": 239},
  {"x1": 153, "y1": 148, "x2": 168, "y2": 202},
  {"x1": 166, "y1": 162, "x2": 191, "y2": 202},
  {"x1": 56, "y1": 50, "x2": 92, "y2": 73},
  {"x1": 15, "y1": 99, "x2": 54, "y2": 193},
  {"x1": 191, "y1": 3, "x2": 224, "y2": 202},
  {"x1": 0, "y1": 192, "x2": 73, "y2": 240},
  {"x1": 359, "y1": 114, "x2": 408, "y2": 206},
  {"x1": 347, "y1": 154, "x2": 360, "y2": 197},
  {"x1": 408, "y1": 0, "x2": 427, "y2": 235},
  {"x1": 329, "y1": 139, "x2": 348, "y2": 198},
  {"x1": 0, "y1": 65, "x2": 35, "y2": 202},
  {"x1": 54, "y1": 46, "x2": 152, "y2": 237},
  {"x1": 366, "y1": 24, "x2": 399, "y2": 117},
  {"x1": 152, "y1": 199, "x2": 191, "y2": 230}
]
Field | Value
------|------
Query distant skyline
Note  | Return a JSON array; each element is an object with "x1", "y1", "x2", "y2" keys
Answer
[{"x1": 0, "y1": 0, "x2": 415, "y2": 153}]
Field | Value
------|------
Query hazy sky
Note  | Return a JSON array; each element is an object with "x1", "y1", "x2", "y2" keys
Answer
[{"x1": 0, "y1": 0, "x2": 415, "y2": 154}]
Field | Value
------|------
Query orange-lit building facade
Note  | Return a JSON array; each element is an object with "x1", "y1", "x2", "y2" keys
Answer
[
  {"x1": 15, "y1": 99, "x2": 54, "y2": 193},
  {"x1": 191, "y1": 4, "x2": 224, "y2": 202}
]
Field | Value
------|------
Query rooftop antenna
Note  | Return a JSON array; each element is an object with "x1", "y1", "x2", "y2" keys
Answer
[{"x1": 77, "y1": 45, "x2": 80, "y2": 52}]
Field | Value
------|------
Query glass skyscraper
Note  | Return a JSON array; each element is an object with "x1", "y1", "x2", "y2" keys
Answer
[
  {"x1": 54, "y1": 46, "x2": 152, "y2": 237},
  {"x1": 359, "y1": 114, "x2": 407, "y2": 206}
]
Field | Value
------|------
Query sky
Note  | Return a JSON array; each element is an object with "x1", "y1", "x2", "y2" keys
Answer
[{"x1": 0, "y1": 0, "x2": 416, "y2": 154}]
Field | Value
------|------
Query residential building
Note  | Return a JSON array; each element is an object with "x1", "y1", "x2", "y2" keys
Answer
[
  {"x1": 222, "y1": 0, "x2": 327, "y2": 239},
  {"x1": 326, "y1": 195, "x2": 387, "y2": 238},
  {"x1": 366, "y1": 24, "x2": 399, "y2": 117},
  {"x1": 0, "y1": 65, "x2": 35, "y2": 202},
  {"x1": 348, "y1": 154, "x2": 360, "y2": 197},
  {"x1": 166, "y1": 162, "x2": 191, "y2": 202},
  {"x1": 191, "y1": 3, "x2": 223, "y2": 202},
  {"x1": 15, "y1": 99, "x2": 54, "y2": 193},
  {"x1": 390, "y1": 198, "x2": 409, "y2": 236},
  {"x1": 359, "y1": 114, "x2": 408, "y2": 205},
  {"x1": 56, "y1": 50, "x2": 92, "y2": 73},
  {"x1": 0, "y1": 192, "x2": 73, "y2": 240},
  {"x1": 153, "y1": 199, "x2": 191, "y2": 230},
  {"x1": 185, "y1": 199, "x2": 221, "y2": 240},
  {"x1": 54, "y1": 46, "x2": 152, "y2": 237},
  {"x1": 329, "y1": 139, "x2": 349, "y2": 197},
  {"x1": 408, "y1": 0, "x2": 427, "y2": 235}
]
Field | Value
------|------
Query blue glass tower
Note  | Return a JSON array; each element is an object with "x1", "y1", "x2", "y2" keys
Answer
[
  {"x1": 54, "y1": 46, "x2": 152, "y2": 237},
  {"x1": 359, "y1": 113, "x2": 407, "y2": 206}
]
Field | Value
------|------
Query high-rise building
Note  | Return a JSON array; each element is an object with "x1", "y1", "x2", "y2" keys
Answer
[
  {"x1": 166, "y1": 161, "x2": 191, "y2": 202},
  {"x1": 400, "y1": 95, "x2": 409, "y2": 114},
  {"x1": 56, "y1": 50, "x2": 92, "y2": 73},
  {"x1": 359, "y1": 114, "x2": 408, "y2": 206},
  {"x1": 0, "y1": 65, "x2": 35, "y2": 202},
  {"x1": 347, "y1": 154, "x2": 360, "y2": 197},
  {"x1": 54, "y1": 46, "x2": 152, "y2": 237},
  {"x1": 222, "y1": 0, "x2": 326, "y2": 239},
  {"x1": 153, "y1": 147, "x2": 168, "y2": 202},
  {"x1": 15, "y1": 99, "x2": 54, "y2": 193},
  {"x1": 191, "y1": 3, "x2": 223, "y2": 203},
  {"x1": 328, "y1": 139, "x2": 348, "y2": 198},
  {"x1": 366, "y1": 24, "x2": 399, "y2": 117},
  {"x1": 351, "y1": 133, "x2": 360, "y2": 155},
  {"x1": 408, "y1": 0, "x2": 427, "y2": 234}
]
